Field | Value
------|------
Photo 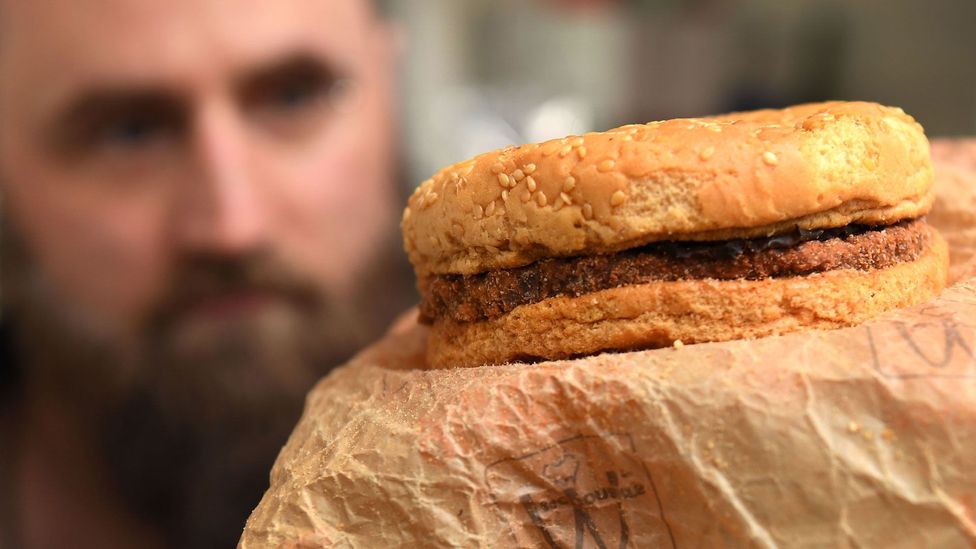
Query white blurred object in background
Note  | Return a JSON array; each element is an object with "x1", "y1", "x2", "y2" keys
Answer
[{"x1": 394, "y1": 0, "x2": 625, "y2": 186}]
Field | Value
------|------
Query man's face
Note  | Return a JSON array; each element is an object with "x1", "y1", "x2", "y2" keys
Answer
[{"x1": 0, "y1": 0, "x2": 397, "y2": 406}]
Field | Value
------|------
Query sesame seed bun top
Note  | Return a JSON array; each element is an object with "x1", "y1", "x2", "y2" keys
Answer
[{"x1": 402, "y1": 101, "x2": 934, "y2": 276}]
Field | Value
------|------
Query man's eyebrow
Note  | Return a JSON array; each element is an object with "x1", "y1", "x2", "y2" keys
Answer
[
  {"x1": 44, "y1": 89, "x2": 186, "y2": 148},
  {"x1": 236, "y1": 52, "x2": 350, "y2": 100}
]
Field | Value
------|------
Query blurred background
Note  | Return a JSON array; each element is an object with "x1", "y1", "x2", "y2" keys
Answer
[
  {"x1": 1, "y1": 1, "x2": 974, "y2": 547},
  {"x1": 387, "y1": 0, "x2": 976, "y2": 190}
]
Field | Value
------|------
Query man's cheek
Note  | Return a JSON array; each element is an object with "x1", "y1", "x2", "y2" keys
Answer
[
  {"x1": 320, "y1": 186, "x2": 386, "y2": 280},
  {"x1": 41, "y1": 208, "x2": 169, "y2": 333},
  {"x1": 275, "y1": 190, "x2": 360, "y2": 295},
  {"x1": 273, "y1": 154, "x2": 385, "y2": 284}
]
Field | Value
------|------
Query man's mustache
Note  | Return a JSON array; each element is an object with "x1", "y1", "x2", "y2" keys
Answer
[{"x1": 150, "y1": 252, "x2": 324, "y2": 327}]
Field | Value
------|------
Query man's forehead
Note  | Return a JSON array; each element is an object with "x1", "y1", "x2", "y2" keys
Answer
[{"x1": 0, "y1": 0, "x2": 373, "y2": 97}]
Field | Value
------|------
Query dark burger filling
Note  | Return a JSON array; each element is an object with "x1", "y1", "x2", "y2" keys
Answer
[{"x1": 419, "y1": 218, "x2": 930, "y2": 324}]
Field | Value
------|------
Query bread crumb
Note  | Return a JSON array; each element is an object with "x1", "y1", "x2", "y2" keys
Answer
[{"x1": 673, "y1": 339, "x2": 685, "y2": 349}]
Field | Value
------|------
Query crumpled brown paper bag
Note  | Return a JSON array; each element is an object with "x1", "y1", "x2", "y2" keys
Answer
[
  {"x1": 930, "y1": 139, "x2": 976, "y2": 282},
  {"x1": 240, "y1": 140, "x2": 976, "y2": 548}
]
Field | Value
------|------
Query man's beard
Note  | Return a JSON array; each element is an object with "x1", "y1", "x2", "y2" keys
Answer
[{"x1": 1, "y1": 219, "x2": 412, "y2": 548}]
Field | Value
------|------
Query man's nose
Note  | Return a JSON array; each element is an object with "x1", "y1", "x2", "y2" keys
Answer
[{"x1": 173, "y1": 102, "x2": 268, "y2": 254}]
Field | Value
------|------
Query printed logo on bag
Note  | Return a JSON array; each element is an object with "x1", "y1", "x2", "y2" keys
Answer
[{"x1": 485, "y1": 433, "x2": 676, "y2": 548}]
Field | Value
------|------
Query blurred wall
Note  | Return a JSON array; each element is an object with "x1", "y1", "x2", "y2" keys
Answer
[{"x1": 389, "y1": 0, "x2": 976, "y2": 187}]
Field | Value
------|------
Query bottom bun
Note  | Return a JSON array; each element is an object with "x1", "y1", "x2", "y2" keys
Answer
[{"x1": 426, "y1": 228, "x2": 949, "y2": 368}]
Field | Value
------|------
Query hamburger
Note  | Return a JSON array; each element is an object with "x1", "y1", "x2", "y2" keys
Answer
[{"x1": 402, "y1": 101, "x2": 948, "y2": 368}]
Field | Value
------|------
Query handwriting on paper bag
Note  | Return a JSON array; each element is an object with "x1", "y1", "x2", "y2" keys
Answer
[{"x1": 868, "y1": 304, "x2": 976, "y2": 379}]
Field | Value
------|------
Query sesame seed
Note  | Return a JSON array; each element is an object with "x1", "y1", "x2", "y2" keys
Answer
[
  {"x1": 598, "y1": 160, "x2": 616, "y2": 173},
  {"x1": 520, "y1": 190, "x2": 532, "y2": 202},
  {"x1": 449, "y1": 172, "x2": 459, "y2": 182},
  {"x1": 491, "y1": 163, "x2": 505, "y2": 174},
  {"x1": 497, "y1": 173, "x2": 511, "y2": 187},
  {"x1": 426, "y1": 192, "x2": 439, "y2": 206},
  {"x1": 526, "y1": 176, "x2": 537, "y2": 192},
  {"x1": 473, "y1": 204, "x2": 484, "y2": 219},
  {"x1": 559, "y1": 145, "x2": 573, "y2": 157},
  {"x1": 582, "y1": 203, "x2": 594, "y2": 219},
  {"x1": 501, "y1": 190, "x2": 509, "y2": 201},
  {"x1": 563, "y1": 176, "x2": 576, "y2": 192},
  {"x1": 571, "y1": 137, "x2": 584, "y2": 147},
  {"x1": 535, "y1": 192, "x2": 548, "y2": 207},
  {"x1": 552, "y1": 197, "x2": 563, "y2": 211},
  {"x1": 524, "y1": 163, "x2": 537, "y2": 174},
  {"x1": 512, "y1": 169, "x2": 525, "y2": 182},
  {"x1": 610, "y1": 190, "x2": 627, "y2": 207},
  {"x1": 762, "y1": 151, "x2": 779, "y2": 166},
  {"x1": 560, "y1": 192, "x2": 573, "y2": 205},
  {"x1": 707, "y1": 126, "x2": 723, "y2": 133},
  {"x1": 699, "y1": 146, "x2": 715, "y2": 161},
  {"x1": 622, "y1": 134, "x2": 634, "y2": 142},
  {"x1": 673, "y1": 339, "x2": 685, "y2": 349},
  {"x1": 485, "y1": 200, "x2": 496, "y2": 217},
  {"x1": 577, "y1": 146, "x2": 588, "y2": 159}
]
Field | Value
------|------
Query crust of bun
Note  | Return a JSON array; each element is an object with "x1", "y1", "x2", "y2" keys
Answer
[
  {"x1": 403, "y1": 101, "x2": 933, "y2": 276},
  {"x1": 425, "y1": 227, "x2": 948, "y2": 368}
]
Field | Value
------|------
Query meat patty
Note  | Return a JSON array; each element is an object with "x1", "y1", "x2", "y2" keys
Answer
[{"x1": 419, "y1": 218, "x2": 930, "y2": 324}]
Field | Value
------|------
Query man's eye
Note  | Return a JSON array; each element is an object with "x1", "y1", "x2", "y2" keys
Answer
[
  {"x1": 98, "y1": 116, "x2": 166, "y2": 146},
  {"x1": 81, "y1": 110, "x2": 182, "y2": 153},
  {"x1": 48, "y1": 96, "x2": 185, "y2": 159},
  {"x1": 269, "y1": 79, "x2": 324, "y2": 111},
  {"x1": 259, "y1": 75, "x2": 333, "y2": 116}
]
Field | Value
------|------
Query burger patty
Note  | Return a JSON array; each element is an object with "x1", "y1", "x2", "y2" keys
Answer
[{"x1": 418, "y1": 218, "x2": 930, "y2": 324}]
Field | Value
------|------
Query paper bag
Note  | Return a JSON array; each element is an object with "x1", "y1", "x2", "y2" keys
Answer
[{"x1": 240, "y1": 140, "x2": 976, "y2": 548}]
